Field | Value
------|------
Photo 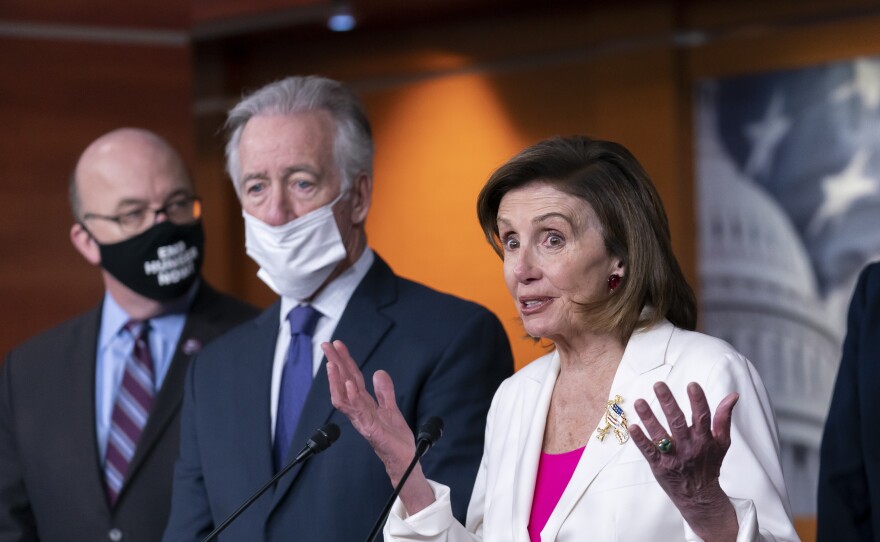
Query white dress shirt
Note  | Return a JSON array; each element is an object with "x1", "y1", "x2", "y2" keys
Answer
[{"x1": 269, "y1": 248, "x2": 375, "y2": 441}]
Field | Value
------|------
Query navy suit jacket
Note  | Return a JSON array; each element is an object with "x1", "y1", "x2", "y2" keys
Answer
[
  {"x1": 0, "y1": 283, "x2": 259, "y2": 542},
  {"x1": 819, "y1": 262, "x2": 880, "y2": 541},
  {"x1": 162, "y1": 255, "x2": 514, "y2": 542}
]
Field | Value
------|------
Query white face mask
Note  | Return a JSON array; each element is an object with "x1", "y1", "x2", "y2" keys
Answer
[{"x1": 243, "y1": 192, "x2": 347, "y2": 301}]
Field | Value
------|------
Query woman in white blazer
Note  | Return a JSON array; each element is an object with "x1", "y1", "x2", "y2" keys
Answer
[{"x1": 323, "y1": 136, "x2": 799, "y2": 541}]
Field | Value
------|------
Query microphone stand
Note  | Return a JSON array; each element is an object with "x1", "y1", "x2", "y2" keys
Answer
[
  {"x1": 201, "y1": 423, "x2": 340, "y2": 542},
  {"x1": 364, "y1": 417, "x2": 444, "y2": 542}
]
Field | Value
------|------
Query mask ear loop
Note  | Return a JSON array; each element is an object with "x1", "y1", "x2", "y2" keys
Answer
[{"x1": 328, "y1": 189, "x2": 347, "y2": 208}]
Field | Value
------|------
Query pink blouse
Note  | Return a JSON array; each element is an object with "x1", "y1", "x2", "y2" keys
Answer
[{"x1": 527, "y1": 445, "x2": 586, "y2": 542}]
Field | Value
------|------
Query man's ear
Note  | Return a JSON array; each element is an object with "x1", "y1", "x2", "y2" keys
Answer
[
  {"x1": 70, "y1": 223, "x2": 101, "y2": 266},
  {"x1": 349, "y1": 173, "x2": 372, "y2": 225}
]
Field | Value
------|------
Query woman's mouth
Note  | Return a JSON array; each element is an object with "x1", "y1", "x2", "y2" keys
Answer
[{"x1": 519, "y1": 297, "x2": 552, "y2": 315}]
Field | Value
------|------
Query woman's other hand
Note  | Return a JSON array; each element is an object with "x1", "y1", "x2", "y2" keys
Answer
[
  {"x1": 629, "y1": 381, "x2": 740, "y2": 542},
  {"x1": 323, "y1": 340, "x2": 436, "y2": 514}
]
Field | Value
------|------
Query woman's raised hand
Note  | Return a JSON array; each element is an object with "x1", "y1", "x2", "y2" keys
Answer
[
  {"x1": 629, "y1": 382, "x2": 740, "y2": 542},
  {"x1": 323, "y1": 340, "x2": 415, "y2": 480},
  {"x1": 323, "y1": 340, "x2": 437, "y2": 514}
]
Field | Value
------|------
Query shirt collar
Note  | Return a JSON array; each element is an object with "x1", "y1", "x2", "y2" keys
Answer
[
  {"x1": 99, "y1": 279, "x2": 200, "y2": 347},
  {"x1": 279, "y1": 247, "x2": 374, "y2": 327}
]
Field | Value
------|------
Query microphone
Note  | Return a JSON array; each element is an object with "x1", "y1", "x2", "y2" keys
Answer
[
  {"x1": 364, "y1": 417, "x2": 445, "y2": 542},
  {"x1": 201, "y1": 423, "x2": 341, "y2": 542},
  {"x1": 415, "y1": 416, "x2": 444, "y2": 456}
]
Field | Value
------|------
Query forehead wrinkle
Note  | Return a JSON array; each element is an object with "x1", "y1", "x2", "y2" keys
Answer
[
  {"x1": 544, "y1": 208, "x2": 594, "y2": 235},
  {"x1": 533, "y1": 211, "x2": 575, "y2": 226},
  {"x1": 281, "y1": 164, "x2": 321, "y2": 180},
  {"x1": 240, "y1": 169, "x2": 269, "y2": 185}
]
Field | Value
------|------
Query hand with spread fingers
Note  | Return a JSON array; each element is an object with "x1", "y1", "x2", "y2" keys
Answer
[
  {"x1": 629, "y1": 381, "x2": 740, "y2": 542},
  {"x1": 322, "y1": 340, "x2": 437, "y2": 514}
]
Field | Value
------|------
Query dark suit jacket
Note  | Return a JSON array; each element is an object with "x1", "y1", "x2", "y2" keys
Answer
[
  {"x1": 818, "y1": 262, "x2": 880, "y2": 541},
  {"x1": 0, "y1": 283, "x2": 259, "y2": 542},
  {"x1": 162, "y1": 255, "x2": 514, "y2": 542}
]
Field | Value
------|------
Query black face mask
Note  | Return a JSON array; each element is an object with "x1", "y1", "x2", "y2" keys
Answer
[{"x1": 97, "y1": 221, "x2": 204, "y2": 301}]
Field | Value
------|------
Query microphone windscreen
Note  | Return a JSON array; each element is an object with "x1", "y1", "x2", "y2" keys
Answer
[
  {"x1": 416, "y1": 416, "x2": 444, "y2": 446},
  {"x1": 311, "y1": 423, "x2": 341, "y2": 452}
]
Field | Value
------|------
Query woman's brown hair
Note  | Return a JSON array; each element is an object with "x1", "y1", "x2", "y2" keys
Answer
[{"x1": 477, "y1": 136, "x2": 696, "y2": 342}]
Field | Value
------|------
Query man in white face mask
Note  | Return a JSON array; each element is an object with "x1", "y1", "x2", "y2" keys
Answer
[{"x1": 163, "y1": 76, "x2": 514, "y2": 542}]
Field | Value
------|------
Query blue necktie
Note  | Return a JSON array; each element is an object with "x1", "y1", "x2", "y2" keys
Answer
[{"x1": 274, "y1": 305, "x2": 321, "y2": 471}]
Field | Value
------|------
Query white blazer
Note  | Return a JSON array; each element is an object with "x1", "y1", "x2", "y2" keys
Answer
[{"x1": 386, "y1": 320, "x2": 799, "y2": 541}]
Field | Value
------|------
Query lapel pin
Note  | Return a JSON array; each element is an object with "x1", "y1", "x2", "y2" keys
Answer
[
  {"x1": 596, "y1": 394, "x2": 629, "y2": 444},
  {"x1": 182, "y1": 338, "x2": 202, "y2": 355}
]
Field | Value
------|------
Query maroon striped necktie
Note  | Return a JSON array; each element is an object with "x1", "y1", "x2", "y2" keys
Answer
[{"x1": 103, "y1": 320, "x2": 155, "y2": 506}]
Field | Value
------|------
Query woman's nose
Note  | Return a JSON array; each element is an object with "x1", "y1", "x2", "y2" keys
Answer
[{"x1": 513, "y1": 248, "x2": 540, "y2": 283}]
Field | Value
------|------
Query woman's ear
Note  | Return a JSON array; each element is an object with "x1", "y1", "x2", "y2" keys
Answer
[{"x1": 611, "y1": 257, "x2": 626, "y2": 279}]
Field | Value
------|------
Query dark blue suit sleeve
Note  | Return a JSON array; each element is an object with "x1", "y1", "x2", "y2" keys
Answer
[
  {"x1": 413, "y1": 308, "x2": 513, "y2": 523},
  {"x1": 0, "y1": 355, "x2": 39, "y2": 542},
  {"x1": 163, "y1": 356, "x2": 214, "y2": 542},
  {"x1": 817, "y1": 264, "x2": 875, "y2": 541}
]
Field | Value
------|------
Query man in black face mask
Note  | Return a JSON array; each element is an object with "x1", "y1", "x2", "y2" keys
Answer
[{"x1": 0, "y1": 128, "x2": 260, "y2": 542}]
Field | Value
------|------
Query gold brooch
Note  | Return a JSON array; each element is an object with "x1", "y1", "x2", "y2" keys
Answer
[{"x1": 596, "y1": 394, "x2": 629, "y2": 444}]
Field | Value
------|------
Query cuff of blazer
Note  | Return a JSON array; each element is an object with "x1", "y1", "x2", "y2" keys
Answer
[
  {"x1": 386, "y1": 480, "x2": 456, "y2": 538},
  {"x1": 681, "y1": 497, "x2": 760, "y2": 542}
]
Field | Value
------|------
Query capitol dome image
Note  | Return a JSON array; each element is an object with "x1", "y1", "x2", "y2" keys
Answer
[{"x1": 696, "y1": 100, "x2": 842, "y2": 515}]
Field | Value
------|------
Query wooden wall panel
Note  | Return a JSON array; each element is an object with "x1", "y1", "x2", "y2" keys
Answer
[
  {"x1": 686, "y1": 10, "x2": 880, "y2": 79},
  {"x1": 0, "y1": 37, "x2": 194, "y2": 356},
  {"x1": 0, "y1": 0, "x2": 189, "y2": 28},
  {"x1": 193, "y1": 111, "x2": 262, "y2": 306},
  {"x1": 192, "y1": 0, "x2": 325, "y2": 24}
]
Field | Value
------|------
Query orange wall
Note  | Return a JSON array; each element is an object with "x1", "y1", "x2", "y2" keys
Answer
[
  {"x1": 198, "y1": 3, "x2": 686, "y2": 369},
  {"x1": 359, "y1": 52, "x2": 684, "y2": 368},
  {"x1": 0, "y1": 35, "x2": 194, "y2": 357},
  {"x1": 363, "y1": 76, "x2": 538, "y2": 367}
]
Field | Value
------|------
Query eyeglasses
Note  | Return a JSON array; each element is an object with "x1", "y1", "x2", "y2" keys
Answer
[{"x1": 82, "y1": 195, "x2": 202, "y2": 234}]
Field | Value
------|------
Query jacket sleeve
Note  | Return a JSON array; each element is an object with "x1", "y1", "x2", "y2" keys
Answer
[
  {"x1": 817, "y1": 264, "x2": 876, "y2": 541},
  {"x1": 384, "y1": 374, "x2": 506, "y2": 542},
  {"x1": 411, "y1": 307, "x2": 513, "y2": 523},
  {"x1": 0, "y1": 354, "x2": 39, "y2": 542},
  {"x1": 162, "y1": 355, "x2": 214, "y2": 542},
  {"x1": 680, "y1": 345, "x2": 798, "y2": 542}
]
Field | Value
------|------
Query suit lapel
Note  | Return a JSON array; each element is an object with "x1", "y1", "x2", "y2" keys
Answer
[
  {"x1": 269, "y1": 257, "x2": 396, "y2": 512},
  {"x1": 120, "y1": 285, "x2": 264, "y2": 500},
  {"x1": 66, "y1": 308, "x2": 114, "y2": 513},
  {"x1": 236, "y1": 304, "x2": 281, "y2": 501},
  {"x1": 541, "y1": 321, "x2": 676, "y2": 541},
  {"x1": 511, "y1": 353, "x2": 559, "y2": 542}
]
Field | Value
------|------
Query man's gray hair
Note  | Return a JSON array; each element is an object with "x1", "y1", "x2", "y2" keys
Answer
[{"x1": 224, "y1": 75, "x2": 374, "y2": 194}]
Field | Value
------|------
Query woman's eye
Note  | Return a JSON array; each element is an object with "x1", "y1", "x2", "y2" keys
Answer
[
  {"x1": 546, "y1": 234, "x2": 564, "y2": 247},
  {"x1": 245, "y1": 183, "x2": 264, "y2": 195},
  {"x1": 502, "y1": 236, "x2": 519, "y2": 250},
  {"x1": 294, "y1": 179, "x2": 315, "y2": 190}
]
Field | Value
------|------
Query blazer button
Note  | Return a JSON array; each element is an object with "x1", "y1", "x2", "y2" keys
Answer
[{"x1": 108, "y1": 528, "x2": 123, "y2": 541}]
